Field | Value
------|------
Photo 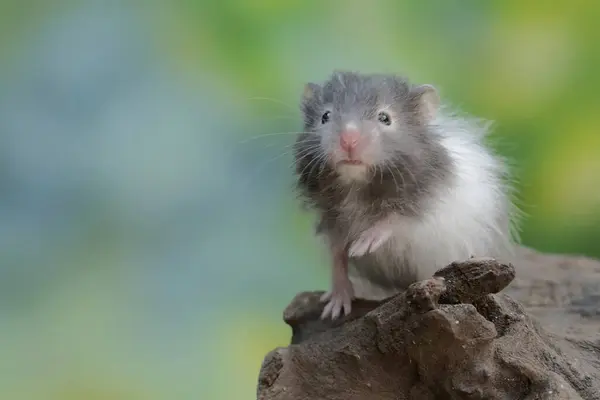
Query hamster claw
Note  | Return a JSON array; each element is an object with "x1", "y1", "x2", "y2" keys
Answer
[
  {"x1": 320, "y1": 295, "x2": 352, "y2": 320},
  {"x1": 320, "y1": 283, "x2": 354, "y2": 320},
  {"x1": 320, "y1": 291, "x2": 332, "y2": 302}
]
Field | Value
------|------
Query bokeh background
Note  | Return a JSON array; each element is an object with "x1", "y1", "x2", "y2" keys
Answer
[{"x1": 1, "y1": 1, "x2": 600, "y2": 399}]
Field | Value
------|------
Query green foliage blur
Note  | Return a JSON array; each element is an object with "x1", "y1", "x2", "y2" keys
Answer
[{"x1": 1, "y1": 1, "x2": 599, "y2": 399}]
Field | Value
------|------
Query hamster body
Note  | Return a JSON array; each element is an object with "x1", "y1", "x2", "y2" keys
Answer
[{"x1": 294, "y1": 71, "x2": 519, "y2": 319}]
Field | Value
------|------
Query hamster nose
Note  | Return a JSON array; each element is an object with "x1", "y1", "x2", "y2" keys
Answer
[{"x1": 339, "y1": 130, "x2": 360, "y2": 153}]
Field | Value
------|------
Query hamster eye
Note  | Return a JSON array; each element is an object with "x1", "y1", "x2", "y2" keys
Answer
[
  {"x1": 321, "y1": 111, "x2": 331, "y2": 124},
  {"x1": 377, "y1": 112, "x2": 392, "y2": 126}
]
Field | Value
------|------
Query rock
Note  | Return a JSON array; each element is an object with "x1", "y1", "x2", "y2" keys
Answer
[{"x1": 257, "y1": 247, "x2": 600, "y2": 400}]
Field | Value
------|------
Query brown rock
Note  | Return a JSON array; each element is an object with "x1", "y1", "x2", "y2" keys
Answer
[{"x1": 257, "y1": 247, "x2": 600, "y2": 400}]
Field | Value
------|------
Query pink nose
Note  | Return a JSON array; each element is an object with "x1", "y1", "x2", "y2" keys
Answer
[{"x1": 339, "y1": 130, "x2": 360, "y2": 153}]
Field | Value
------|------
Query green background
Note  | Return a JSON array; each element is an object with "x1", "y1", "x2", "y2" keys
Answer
[{"x1": 1, "y1": 1, "x2": 599, "y2": 399}]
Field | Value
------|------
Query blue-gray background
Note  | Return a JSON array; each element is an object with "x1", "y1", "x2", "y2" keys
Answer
[{"x1": 2, "y1": 1, "x2": 600, "y2": 399}]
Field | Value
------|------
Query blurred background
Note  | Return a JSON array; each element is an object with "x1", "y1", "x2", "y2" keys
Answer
[{"x1": 1, "y1": 0, "x2": 599, "y2": 399}]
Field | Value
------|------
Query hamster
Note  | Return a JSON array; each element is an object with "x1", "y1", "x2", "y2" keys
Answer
[{"x1": 293, "y1": 70, "x2": 520, "y2": 320}]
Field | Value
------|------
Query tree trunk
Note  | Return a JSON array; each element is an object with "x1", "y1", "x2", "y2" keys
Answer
[{"x1": 257, "y1": 247, "x2": 600, "y2": 400}]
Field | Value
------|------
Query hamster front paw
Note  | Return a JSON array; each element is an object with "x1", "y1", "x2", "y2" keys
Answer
[
  {"x1": 348, "y1": 225, "x2": 393, "y2": 257},
  {"x1": 320, "y1": 278, "x2": 354, "y2": 320}
]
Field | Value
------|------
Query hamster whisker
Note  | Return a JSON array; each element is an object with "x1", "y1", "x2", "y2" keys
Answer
[
  {"x1": 366, "y1": 165, "x2": 379, "y2": 183},
  {"x1": 392, "y1": 164, "x2": 414, "y2": 194},
  {"x1": 313, "y1": 152, "x2": 333, "y2": 180},
  {"x1": 302, "y1": 151, "x2": 328, "y2": 180},
  {"x1": 237, "y1": 131, "x2": 315, "y2": 145},
  {"x1": 317, "y1": 154, "x2": 331, "y2": 179},
  {"x1": 272, "y1": 137, "x2": 321, "y2": 152},
  {"x1": 260, "y1": 141, "x2": 297, "y2": 151},
  {"x1": 294, "y1": 143, "x2": 322, "y2": 154},
  {"x1": 291, "y1": 145, "x2": 324, "y2": 169},
  {"x1": 394, "y1": 153, "x2": 421, "y2": 193},
  {"x1": 383, "y1": 161, "x2": 402, "y2": 193}
]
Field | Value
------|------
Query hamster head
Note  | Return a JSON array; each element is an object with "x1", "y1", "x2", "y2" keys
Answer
[{"x1": 299, "y1": 71, "x2": 445, "y2": 185}]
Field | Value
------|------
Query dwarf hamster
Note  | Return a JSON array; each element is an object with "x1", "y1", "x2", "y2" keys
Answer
[{"x1": 293, "y1": 70, "x2": 520, "y2": 320}]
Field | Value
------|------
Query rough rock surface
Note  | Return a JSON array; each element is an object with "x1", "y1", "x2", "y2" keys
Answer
[{"x1": 257, "y1": 247, "x2": 600, "y2": 400}]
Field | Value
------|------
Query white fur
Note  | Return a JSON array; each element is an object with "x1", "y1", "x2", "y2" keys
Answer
[
  {"x1": 350, "y1": 111, "x2": 520, "y2": 300},
  {"x1": 348, "y1": 223, "x2": 394, "y2": 257},
  {"x1": 337, "y1": 164, "x2": 369, "y2": 183}
]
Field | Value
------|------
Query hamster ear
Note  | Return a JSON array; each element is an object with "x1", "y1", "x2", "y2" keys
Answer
[
  {"x1": 411, "y1": 84, "x2": 439, "y2": 122},
  {"x1": 302, "y1": 82, "x2": 321, "y2": 102}
]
